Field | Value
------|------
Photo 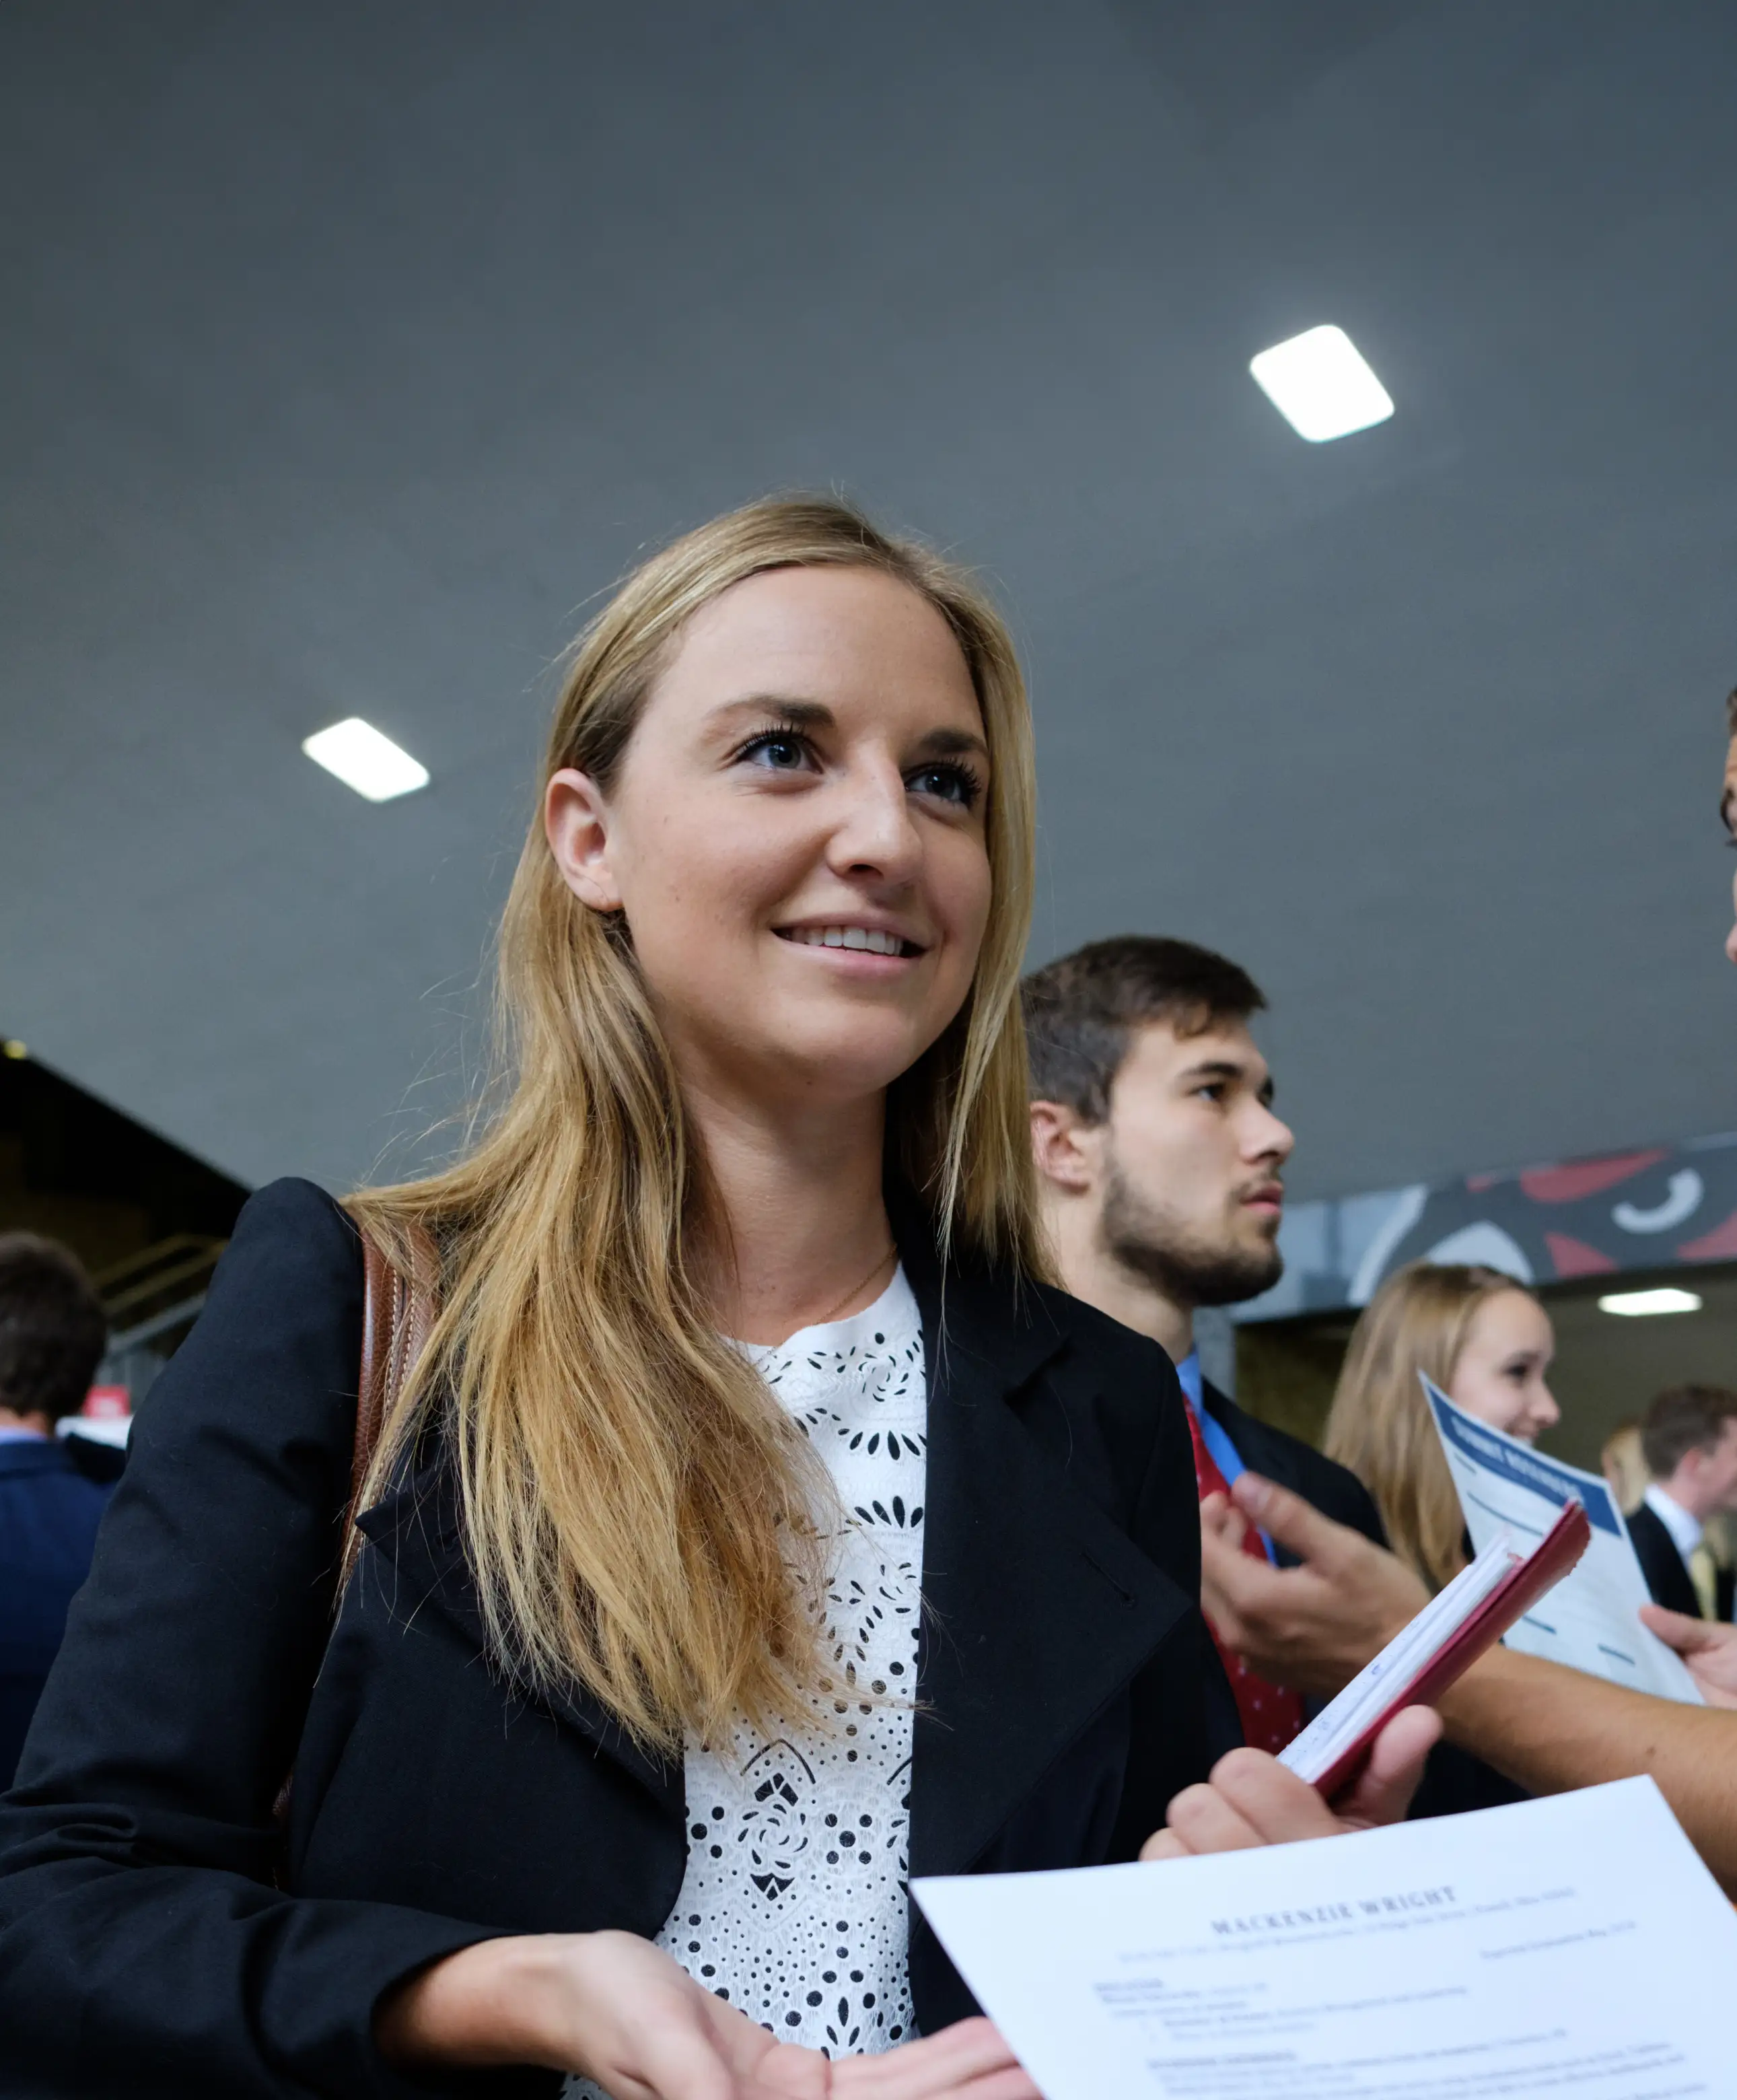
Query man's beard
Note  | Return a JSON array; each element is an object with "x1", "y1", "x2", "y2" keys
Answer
[{"x1": 1099, "y1": 1156, "x2": 1283, "y2": 1309}]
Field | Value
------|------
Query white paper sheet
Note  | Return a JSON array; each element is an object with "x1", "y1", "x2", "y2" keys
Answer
[
  {"x1": 915, "y1": 1778, "x2": 1734, "y2": 2099},
  {"x1": 1421, "y1": 1374, "x2": 1700, "y2": 1703}
]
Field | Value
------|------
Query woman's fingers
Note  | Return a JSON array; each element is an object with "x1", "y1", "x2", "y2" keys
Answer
[
  {"x1": 832, "y1": 2018, "x2": 1036, "y2": 2097},
  {"x1": 747, "y1": 2039, "x2": 838, "y2": 2099},
  {"x1": 602, "y1": 2021, "x2": 752, "y2": 2100}
]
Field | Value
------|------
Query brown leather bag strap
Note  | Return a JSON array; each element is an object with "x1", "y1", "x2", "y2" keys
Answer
[
  {"x1": 348, "y1": 1219, "x2": 441, "y2": 1540},
  {"x1": 275, "y1": 1219, "x2": 441, "y2": 1848}
]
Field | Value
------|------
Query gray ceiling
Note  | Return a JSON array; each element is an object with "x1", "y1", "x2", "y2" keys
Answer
[{"x1": 5, "y1": 0, "x2": 1737, "y2": 1203}]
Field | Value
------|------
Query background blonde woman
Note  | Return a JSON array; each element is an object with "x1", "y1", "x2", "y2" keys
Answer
[
  {"x1": 1324, "y1": 1261, "x2": 1560, "y2": 1594},
  {"x1": 0, "y1": 497, "x2": 1225, "y2": 2100}
]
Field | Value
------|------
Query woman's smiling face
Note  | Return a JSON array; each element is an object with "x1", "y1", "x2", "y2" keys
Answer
[{"x1": 545, "y1": 563, "x2": 993, "y2": 1113}]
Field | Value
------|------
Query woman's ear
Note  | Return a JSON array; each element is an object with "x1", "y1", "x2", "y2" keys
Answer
[{"x1": 545, "y1": 768, "x2": 624, "y2": 913}]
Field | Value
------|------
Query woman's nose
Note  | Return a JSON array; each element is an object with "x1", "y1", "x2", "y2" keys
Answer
[
  {"x1": 1534, "y1": 1383, "x2": 1561, "y2": 1430},
  {"x1": 828, "y1": 767, "x2": 921, "y2": 881}
]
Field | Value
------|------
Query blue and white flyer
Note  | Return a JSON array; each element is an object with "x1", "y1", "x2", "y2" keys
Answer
[{"x1": 1421, "y1": 1374, "x2": 1700, "y2": 1703}]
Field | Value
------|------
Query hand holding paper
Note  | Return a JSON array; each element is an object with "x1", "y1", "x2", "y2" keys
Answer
[
  {"x1": 1639, "y1": 1603, "x2": 1737, "y2": 1708},
  {"x1": 1141, "y1": 1706, "x2": 1441, "y2": 1862}
]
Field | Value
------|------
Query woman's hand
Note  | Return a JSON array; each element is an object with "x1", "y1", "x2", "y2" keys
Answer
[
  {"x1": 1640, "y1": 1604, "x2": 1737, "y2": 1709},
  {"x1": 378, "y1": 1932, "x2": 1038, "y2": 2099},
  {"x1": 378, "y1": 1930, "x2": 829, "y2": 2095},
  {"x1": 1139, "y1": 1705, "x2": 1441, "y2": 1862},
  {"x1": 832, "y1": 2019, "x2": 1038, "y2": 2099}
]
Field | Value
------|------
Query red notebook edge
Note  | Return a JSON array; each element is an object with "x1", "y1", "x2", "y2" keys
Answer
[{"x1": 1308, "y1": 1499, "x2": 1593, "y2": 1800}]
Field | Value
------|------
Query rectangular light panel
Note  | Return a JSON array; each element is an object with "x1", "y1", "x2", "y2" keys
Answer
[
  {"x1": 302, "y1": 718, "x2": 429, "y2": 802},
  {"x1": 1250, "y1": 324, "x2": 1394, "y2": 442},
  {"x1": 1597, "y1": 1287, "x2": 1703, "y2": 1318}
]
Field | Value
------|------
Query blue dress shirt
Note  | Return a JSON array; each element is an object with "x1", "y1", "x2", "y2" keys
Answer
[{"x1": 1175, "y1": 1347, "x2": 1276, "y2": 1563}]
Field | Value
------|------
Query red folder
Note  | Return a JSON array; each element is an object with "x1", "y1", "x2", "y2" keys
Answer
[{"x1": 1288, "y1": 1498, "x2": 1592, "y2": 1800}]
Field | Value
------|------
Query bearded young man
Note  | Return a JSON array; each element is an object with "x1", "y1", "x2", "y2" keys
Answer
[{"x1": 1022, "y1": 937, "x2": 1383, "y2": 1755}]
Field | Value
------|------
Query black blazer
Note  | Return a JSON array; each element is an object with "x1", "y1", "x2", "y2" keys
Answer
[
  {"x1": 1625, "y1": 1498, "x2": 1705, "y2": 1620},
  {"x1": 0, "y1": 1179, "x2": 1226, "y2": 2099},
  {"x1": 1198, "y1": 1378, "x2": 1386, "y2": 1557}
]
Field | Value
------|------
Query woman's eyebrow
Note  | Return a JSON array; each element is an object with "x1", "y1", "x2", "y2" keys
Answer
[
  {"x1": 915, "y1": 725, "x2": 991, "y2": 763},
  {"x1": 707, "y1": 695, "x2": 835, "y2": 733}
]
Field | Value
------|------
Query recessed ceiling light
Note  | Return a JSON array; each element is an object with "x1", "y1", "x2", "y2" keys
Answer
[
  {"x1": 1249, "y1": 324, "x2": 1394, "y2": 442},
  {"x1": 302, "y1": 718, "x2": 429, "y2": 802},
  {"x1": 1597, "y1": 1287, "x2": 1703, "y2": 1318}
]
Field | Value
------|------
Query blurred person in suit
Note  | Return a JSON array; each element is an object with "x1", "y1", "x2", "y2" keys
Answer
[
  {"x1": 1024, "y1": 935, "x2": 1384, "y2": 1756},
  {"x1": 0, "y1": 1232, "x2": 112, "y2": 1786},
  {"x1": 1600, "y1": 1420, "x2": 1647, "y2": 1512},
  {"x1": 1322, "y1": 1263, "x2": 1559, "y2": 1595},
  {"x1": 1627, "y1": 1385, "x2": 1737, "y2": 1620}
]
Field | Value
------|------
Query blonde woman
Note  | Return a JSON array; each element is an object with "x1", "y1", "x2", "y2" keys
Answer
[
  {"x1": 0, "y1": 499, "x2": 1224, "y2": 2099},
  {"x1": 1324, "y1": 1261, "x2": 1560, "y2": 1593}
]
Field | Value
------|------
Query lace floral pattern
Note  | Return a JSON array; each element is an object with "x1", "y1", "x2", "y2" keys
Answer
[{"x1": 565, "y1": 1271, "x2": 925, "y2": 2092}]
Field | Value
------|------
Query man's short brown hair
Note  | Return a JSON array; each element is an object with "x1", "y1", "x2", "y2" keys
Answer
[
  {"x1": 1641, "y1": 1382, "x2": 1737, "y2": 1481},
  {"x1": 1726, "y1": 686, "x2": 1737, "y2": 738},
  {"x1": 0, "y1": 1233, "x2": 108, "y2": 1424},
  {"x1": 1021, "y1": 935, "x2": 1266, "y2": 1123}
]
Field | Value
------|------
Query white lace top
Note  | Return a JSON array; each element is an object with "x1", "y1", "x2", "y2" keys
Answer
[{"x1": 565, "y1": 1269, "x2": 926, "y2": 2093}]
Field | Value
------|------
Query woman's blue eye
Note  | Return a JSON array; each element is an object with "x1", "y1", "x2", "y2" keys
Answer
[
  {"x1": 740, "y1": 730, "x2": 810, "y2": 771},
  {"x1": 907, "y1": 762, "x2": 981, "y2": 808}
]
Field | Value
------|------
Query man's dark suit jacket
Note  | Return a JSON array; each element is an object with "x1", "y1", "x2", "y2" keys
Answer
[
  {"x1": 1626, "y1": 1497, "x2": 1709, "y2": 1619},
  {"x1": 1198, "y1": 1378, "x2": 1386, "y2": 1553},
  {"x1": 0, "y1": 1179, "x2": 1228, "y2": 2100},
  {"x1": 0, "y1": 1437, "x2": 114, "y2": 1789}
]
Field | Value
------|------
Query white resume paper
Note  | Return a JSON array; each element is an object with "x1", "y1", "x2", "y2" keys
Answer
[
  {"x1": 1421, "y1": 1375, "x2": 1700, "y2": 1704},
  {"x1": 915, "y1": 1778, "x2": 1735, "y2": 2098}
]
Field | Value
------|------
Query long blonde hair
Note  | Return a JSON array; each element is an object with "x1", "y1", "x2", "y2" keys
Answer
[
  {"x1": 1323, "y1": 1262, "x2": 1535, "y2": 1591},
  {"x1": 347, "y1": 495, "x2": 1043, "y2": 1752}
]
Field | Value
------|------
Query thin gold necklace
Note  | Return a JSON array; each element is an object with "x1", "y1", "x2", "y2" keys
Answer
[{"x1": 814, "y1": 1242, "x2": 897, "y2": 1327}]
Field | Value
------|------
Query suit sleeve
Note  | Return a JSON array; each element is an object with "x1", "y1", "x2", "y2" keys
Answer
[{"x1": 0, "y1": 1179, "x2": 516, "y2": 2099}]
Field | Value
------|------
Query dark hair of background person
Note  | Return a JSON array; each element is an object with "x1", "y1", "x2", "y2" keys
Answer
[
  {"x1": 1641, "y1": 1384, "x2": 1737, "y2": 1481},
  {"x1": 1021, "y1": 935, "x2": 1266, "y2": 1122},
  {"x1": 0, "y1": 1234, "x2": 108, "y2": 1424}
]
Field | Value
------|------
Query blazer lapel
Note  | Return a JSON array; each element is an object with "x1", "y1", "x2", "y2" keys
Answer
[
  {"x1": 898, "y1": 1224, "x2": 1194, "y2": 1881},
  {"x1": 353, "y1": 1458, "x2": 683, "y2": 1817},
  {"x1": 352, "y1": 1208, "x2": 1191, "y2": 1866}
]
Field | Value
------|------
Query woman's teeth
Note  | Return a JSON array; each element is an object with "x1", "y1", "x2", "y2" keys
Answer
[{"x1": 783, "y1": 925, "x2": 911, "y2": 956}]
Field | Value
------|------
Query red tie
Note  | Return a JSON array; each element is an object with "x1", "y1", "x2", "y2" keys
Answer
[{"x1": 1182, "y1": 1400, "x2": 1306, "y2": 1756}]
